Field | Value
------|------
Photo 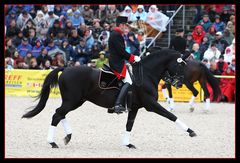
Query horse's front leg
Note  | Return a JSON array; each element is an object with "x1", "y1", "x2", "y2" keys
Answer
[
  {"x1": 123, "y1": 109, "x2": 139, "y2": 149},
  {"x1": 144, "y1": 98, "x2": 197, "y2": 137}
]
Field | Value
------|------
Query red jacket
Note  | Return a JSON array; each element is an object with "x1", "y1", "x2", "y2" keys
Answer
[{"x1": 192, "y1": 25, "x2": 206, "y2": 44}]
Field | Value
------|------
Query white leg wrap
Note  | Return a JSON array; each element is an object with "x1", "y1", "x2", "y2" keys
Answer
[
  {"x1": 47, "y1": 125, "x2": 56, "y2": 143},
  {"x1": 169, "y1": 98, "x2": 175, "y2": 109},
  {"x1": 122, "y1": 131, "x2": 131, "y2": 145},
  {"x1": 61, "y1": 118, "x2": 72, "y2": 135},
  {"x1": 175, "y1": 119, "x2": 188, "y2": 132},
  {"x1": 189, "y1": 95, "x2": 196, "y2": 106},
  {"x1": 205, "y1": 98, "x2": 210, "y2": 111},
  {"x1": 162, "y1": 88, "x2": 169, "y2": 99}
]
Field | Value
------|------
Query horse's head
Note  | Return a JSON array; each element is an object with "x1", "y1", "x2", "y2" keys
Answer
[{"x1": 166, "y1": 52, "x2": 187, "y2": 89}]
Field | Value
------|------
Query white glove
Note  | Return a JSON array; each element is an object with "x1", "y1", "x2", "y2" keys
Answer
[{"x1": 134, "y1": 56, "x2": 141, "y2": 62}]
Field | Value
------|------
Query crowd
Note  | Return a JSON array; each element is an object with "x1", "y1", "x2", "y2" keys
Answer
[{"x1": 4, "y1": 4, "x2": 235, "y2": 102}]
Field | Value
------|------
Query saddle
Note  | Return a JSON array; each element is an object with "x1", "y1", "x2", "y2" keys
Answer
[{"x1": 98, "y1": 64, "x2": 123, "y2": 90}]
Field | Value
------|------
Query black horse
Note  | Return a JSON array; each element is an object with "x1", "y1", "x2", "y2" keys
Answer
[
  {"x1": 161, "y1": 59, "x2": 222, "y2": 112},
  {"x1": 22, "y1": 48, "x2": 197, "y2": 149}
]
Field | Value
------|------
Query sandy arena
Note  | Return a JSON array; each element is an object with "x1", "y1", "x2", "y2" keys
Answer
[{"x1": 5, "y1": 96, "x2": 235, "y2": 158}]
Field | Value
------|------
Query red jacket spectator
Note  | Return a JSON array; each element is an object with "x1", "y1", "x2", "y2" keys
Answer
[
  {"x1": 192, "y1": 25, "x2": 206, "y2": 44},
  {"x1": 220, "y1": 67, "x2": 235, "y2": 102}
]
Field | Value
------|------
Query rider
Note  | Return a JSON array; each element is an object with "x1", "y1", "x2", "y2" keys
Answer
[{"x1": 109, "y1": 16, "x2": 141, "y2": 114}]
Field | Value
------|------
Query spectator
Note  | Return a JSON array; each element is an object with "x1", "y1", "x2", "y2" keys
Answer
[
  {"x1": 68, "y1": 29, "x2": 81, "y2": 47},
  {"x1": 199, "y1": 36, "x2": 210, "y2": 60},
  {"x1": 220, "y1": 7, "x2": 231, "y2": 24},
  {"x1": 213, "y1": 31, "x2": 229, "y2": 54},
  {"x1": 197, "y1": 13, "x2": 212, "y2": 32},
  {"x1": 216, "y1": 55, "x2": 228, "y2": 74},
  {"x1": 81, "y1": 5, "x2": 94, "y2": 26},
  {"x1": 213, "y1": 15, "x2": 225, "y2": 33},
  {"x1": 201, "y1": 58, "x2": 210, "y2": 69},
  {"x1": 205, "y1": 25, "x2": 217, "y2": 44},
  {"x1": 47, "y1": 19, "x2": 61, "y2": 39},
  {"x1": 106, "y1": 5, "x2": 120, "y2": 25},
  {"x1": 22, "y1": 19, "x2": 36, "y2": 38},
  {"x1": 98, "y1": 31, "x2": 109, "y2": 52},
  {"x1": 6, "y1": 19, "x2": 20, "y2": 38},
  {"x1": 17, "y1": 37, "x2": 32, "y2": 58},
  {"x1": 136, "y1": 30, "x2": 146, "y2": 51},
  {"x1": 192, "y1": 25, "x2": 206, "y2": 44},
  {"x1": 146, "y1": 5, "x2": 169, "y2": 32},
  {"x1": 95, "y1": 51, "x2": 108, "y2": 69},
  {"x1": 24, "y1": 51, "x2": 33, "y2": 67},
  {"x1": 132, "y1": 5, "x2": 147, "y2": 22},
  {"x1": 16, "y1": 10, "x2": 33, "y2": 30},
  {"x1": 224, "y1": 38, "x2": 235, "y2": 64},
  {"x1": 228, "y1": 57, "x2": 235, "y2": 71},
  {"x1": 226, "y1": 15, "x2": 235, "y2": 35},
  {"x1": 44, "y1": 11, "x2": 59, "y2": 28},
  {"x1": 83, "y1": 28, "x2": 94, "y2": 50},
  {"x1": 52, "y1": 52, "x2": 65, "y2": 68},
  {"x1": 203, "y1": 42, "x2": 221, "y2": 62},
  {"x1": 220, "y1": 66, "x2": 235, "y2": 102},
  {"x1": 12, "y1": 30, "x2": 24, "y2": 47},
  {"x1": 209, "y1": 61, "x2": 222, "y2": 77},
  {"x1": 15, "y1": 58, "x2": 28, "y2": 69},
  {"x1": 126, "y1": 31, "x2": 140, "y2": 56},
  {"x1": 5, "y1": 57, "x2": 14, "y2": 70},
  {"x1": 34, "y1": 10, "x2": 49, "y2": 38},
  {"x1": 42, "y1": 59, "x2": 53, "y2": 70},
  {"x1": 64, "y1": 20, "x2": 74, "y2": 37},
  {"x1": 121, "y1": 6, "x2": 134, "y2": 22},
  {"x1": 29, "y1": 56, "x2": 41, "y2": 69},
  {"x1": 46, "y1": 38, "x2": 58, "y2": 52},
  {"x1": 59, "y1": 39, "x2": 75, "y2": 63},
  {"x1": 53, "y1": 28, "x2": 66, "y2": 47},
  {"x1": 91, "y1": 21, "x2": 103, "y2": 40},
  {"x1": 5, "y1": 10, "x2": 18, "y2": 27},
  {"x1": 32, "y1": 39, "x2": 44, "y2": 57},
  {"x1": 28, "y1": 28, "x2": 38, "y2": 46},
  {"x1": 5, "y1": 38, "x2": 16, "y2": 58},
  {"x1": 186, "y1": 32, "x2": 196, "y2": 51},
  {"x1": 191, "y1": 43, "x2": 201, "y2": 61},
  {"x1": 91, "y1": 42, "x2": 101, "y2": 59},
  {"x1": 169, "y1": 28, "x2": 186, "y2": 54},
  {"x1": 74, "y1": 38, "x2": 91, "y2": 65},
  {"x1": 12, "y1": 51, "x2": 23, "y2": 66},
  {"x1": 222, "y1": 28, "x2": 234, "y2": 45},
  {"x1": 69, "y1": 10, "x2": 85, "y2": 28},
  {"x1": 94, "y1": 5, "x2": 107, "y2": 25},
  {"x1": 54, "y1": 5, "x2": 62, "y2": 17},
  {"x1": 36, "y1": 47, "x2": 52, "y2": 67}
]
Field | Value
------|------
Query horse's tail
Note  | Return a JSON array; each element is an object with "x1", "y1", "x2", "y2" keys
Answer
[
  {"x1": 22, "y1": 67, "x2": 64, "y2": 118},
  {"x1": 200, "y1": 63, "x2": 221, "y2": 101}
]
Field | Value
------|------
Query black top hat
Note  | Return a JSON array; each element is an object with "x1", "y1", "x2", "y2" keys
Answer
[
  {"x1": 176, "y1": 28, "x2": 184, "y2": 33},
  {"x1": 116, "y1": 16, "x2": 128, "y2": 24}
]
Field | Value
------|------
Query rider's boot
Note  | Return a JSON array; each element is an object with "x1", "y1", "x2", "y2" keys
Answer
[{"x1": 114, "y1": 83, "x2": 131, "y2": 114}]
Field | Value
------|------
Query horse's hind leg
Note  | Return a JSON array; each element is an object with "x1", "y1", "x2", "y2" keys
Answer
[
  {"x1": 47, "y1": 101, "x2": 84, "y2": 148},
  {"x1": 184, "y1": 81, "x2": 199, "y2": 112},
  {"x1": 199, "y1": 80, "x2": 211, "y2": 112}
]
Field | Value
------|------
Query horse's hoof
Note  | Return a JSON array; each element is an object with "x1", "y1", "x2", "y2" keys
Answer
[
  {"x1": 49, "y1": 142, "x2": 59, "y2": 148},
  {"x1": 190, "y1": 107, "x2": 194, "y2": 112},
  {"x1": 189, "y1": 131, "x2": 197, "y2": 137},
  {"x1": 126, "y1": 144, "x2": 136, "y2": 149},
  {"x1": 64, "y1": 134, "x2": 72, "y2": 145}
]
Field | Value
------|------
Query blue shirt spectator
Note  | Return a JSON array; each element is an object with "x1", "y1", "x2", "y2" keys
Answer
[
  {"x1": 32, "y1": 39, "x2": 44, "y2": 57},
  {"x1": 17, "y1": 38, "x2": 32, "y2": 58},
  {"x1": 69, "y1": 10, "x2": 85, "y2": 28},
  {"x1": 213, "y1": 15, "x2": 225, "y2": 33}
]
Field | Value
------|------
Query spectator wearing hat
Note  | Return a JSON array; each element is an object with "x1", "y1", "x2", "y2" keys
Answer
[
  {"x1": 203, "y1": 43, "x2": 221, "y2": 62},
  {"x1": 192, "y1": 25, "x2": 206, "y2": 44},
  {"x1": 132, "y1": 5, "x2": 147, "y2": 22},
  {"x1": 32, "y1": 39, "x2": 44, "y2": 57},
  {"x1": 205, "y1": 25, "x2": 217, "y2": 44},
  {"x1": 213, "y1": 15, "x2": 225, "y2": 33},
  {"x1": 98, "y1": 30, "x2": 110, "y2": 52},
  {"x1": 216, "y1": 55, "x2": 228, "y2": 74},
  {"x1": 47, "y1": 19, "x2": 61, "y2": 39},
  {"x1": 17, "y1": 37, "x2": 33, "y2": 58},
  {"x1": 59, "y1": 39, "x2": 75, "y2": 63},
  {"x1": 224, "y1": 38, "x2": 235, "y2": 64},
  {"x1": 69, "y1": 10, "x2": 85, "y2": 28},
  {"x1": 170, "y1": 28, "x2": 186, "y2": 54},
  {"x1": 126, "y1": 31, "x2": 140, "y2": 56},
  {"x1": 186, "y1": 32, "x2": 196, "y2": 51},
  {"x1": 6, "y1": 19, "x2": 20, "y2": 38},
  {"x1": 95, "y1": 51, "x2": 109, "y2": 69},
  {"x1": 197, "y1": 13, "x2": 212, "y2": 32},
  {"x1": 34, "y1": 10, "x2": 49, "y2": 38},
  {"x1": 16, "y1": 10, "x2": 33, "y2": 30},
  {"x1": 213, "y1": 31, "x2": 229, "y2": 54},
  {"x1": 5, "y1": 10, "x2": 18, "y2": 27},
  {"x1": 83, "y1": 28, "x2": 95, "y2": 50},
  {"x1": 74, "y1": 38, "x2": 91, "y2": 65},
  {"x1": 44, "y1": 10, "x2": 59, "y2": 28},
  {"x1": 120, "y1": 6, "x2": 135, "y2": 22}
]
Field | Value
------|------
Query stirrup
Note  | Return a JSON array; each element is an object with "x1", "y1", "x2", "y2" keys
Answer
[{"x1": 114, "y1": 104, "x2": 126, "y2": 114}]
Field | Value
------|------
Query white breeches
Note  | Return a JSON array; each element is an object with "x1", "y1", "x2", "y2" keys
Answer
[{"x1": 122, "y1": 69, "x2": 132, "y2": 85}]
